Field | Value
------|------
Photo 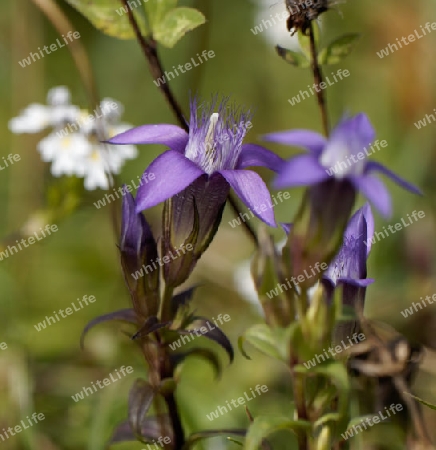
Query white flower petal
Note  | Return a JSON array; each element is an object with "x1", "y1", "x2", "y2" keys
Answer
[
  {"x1": 9, "y1": 104, "x2": 50, "y2": 133},
  {"x1": 100, "y1": 98, "x2": 123, "y2": 122},
  {"x1": 47, "y1": 86, "x2": 71, "y2": 106}
]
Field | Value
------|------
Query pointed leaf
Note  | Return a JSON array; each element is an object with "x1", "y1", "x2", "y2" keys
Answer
[
  {"x1": 80, "y1": 308, "x2": 137, "y2": 349},
  {"x1": 275, "y1": 45, "x2": 309, "y2": 68},
  {"x1": 131, "y1": 316, "x2": 169, "y2": 340},
  {"x1": 171, "y1": 347, "x2": 222, "y2": 378},
  {"x1": 227, "y1": 437, "x2": 244, "y2": 446},
  {"x1": 108, "y1": 415, "x2": 173, "y2": 446},
  {"x1": 238, "y1": 335, "x2": 252, "y2": 361},
  {"x1": 241, "y1": 324, "x2": 289, "y2": 362},
  {"x1": 184, "y1": 317, "x2": 234, "y2": 362},
  {"x1": 154, "y1": 7, "x2": 206, "y2": 48},
  {"x1": 318, "y1": 33, "x2": 360, "y2": 65},
  {"x1": 403, "y1": 392, "x2": 436, "y2": 411},
  {"x1": 171, "y1": 286, "x2": 198, "y2": 316},
  {"x1": 63, "y1": 0, "x2": 148, "y2": 40},
  {"x1": 245, "y1": 416, "x2": 310, "y2": 450},
  {"x1": 128, "y1": 379, "x2": 156, "y2": 438},
  {"x1": 182, "y1": 429, "x2": 246, "y2": 450}
]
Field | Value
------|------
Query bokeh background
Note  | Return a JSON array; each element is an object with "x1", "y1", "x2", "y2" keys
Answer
[{"x1": 1, "y1": 0, "x2": 436, "y2": 448}]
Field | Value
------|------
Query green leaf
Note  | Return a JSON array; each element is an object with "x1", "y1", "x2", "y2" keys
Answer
[
  {"x1": 403, "y1": 392, "x2": 436, "y2": 410},
  {"x1": 64, "y1": 0, "x2": 148, "y2": 39},
  {"x1": 318, "y1": 33, "x2": 360, "y2": 65},
  {"x1": 314, "y1": 412, "x2": 341, "y2": 428},
  {"x1": 240, "y1": 324, "x2": 289, "y2": 362},
  {"x1": 238, "y1": 335, "x2": 252, "y2": 360},
  {"x1": 296, "y1": 361, "x2": 350, "y2": 417},
  {"x1": 245, "y1": 416, "x2": 310, "y2": 450},
  {"x1": 275, "y1": 45, "x2": 309, "y2": 69},
  {"x1": 144, "y1": 0, "x2": 177, "y2": 31},
  {"x1": 154, "y1": 7, "x2": 206, "y2": 48},
  {"x1": 182, "y1": 429, "x2": 246, "y2": 450}
]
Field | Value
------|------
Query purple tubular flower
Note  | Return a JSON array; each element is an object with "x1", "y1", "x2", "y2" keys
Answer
[
  {"x1": 121, "y1": 189, "x2": 156, "y2": 258},
  {"x1": 264, "y1": 114, "x2": 421, "y2": 218},
  {"x1": 120, "y1": 189, "x2": 159, "y2": 318},
  {"x1": 323, "y1": 203, "x2": 375, "y2": 306},
  {"x1": 109, "y1": 99, "x2": 283, "y2": 227}
]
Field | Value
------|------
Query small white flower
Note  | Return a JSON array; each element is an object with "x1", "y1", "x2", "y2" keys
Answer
[
  {"x1": 9, "y1": 104, "x2": 51, "y2": 134},
  {"x1": 38, "y1": 133, "x2": 91, "y2": 176},
  {"x1": 9, "y1": 86, "x2": 80, "y2": 134},
  {"x1": 81, "y1": 147, "x2": 114, "y2": 190},
  {"x1": 9, "y1": 86, "x2": 138, "y2": 190}
]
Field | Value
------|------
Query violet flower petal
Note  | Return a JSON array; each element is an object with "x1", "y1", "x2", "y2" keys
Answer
[
  {"x1": 351, "y1": 174, "x2": 392, "y2": 218},
  {"x1": 135, "y1": 150, "x2": 205, "y2": 212},
  {"x1": 263, "y1": 130, "x2": 327, "y2": 156},
  {"x1": 236, "y1": 143, "x2": 284, "y2": 172},
  {"x1": 274, "y1": 154, "x2": 329, "y2": 188},
  {"x1": 218, "y1": 169, "x2": 277, "y2": 227},
  {"x1": 365, "y1": 161, "x2": 422, "y2": 195},
  {"x1": 360, "y1": 203, "x2": 374, "y2": 255},
  {"x1": 108, "y1": 124, "x2": 189, "y2": 153},
  {"x1": 121, "y1": 190, "x2": 150, "y2": 256},
  {"x1": 337, "y1": 277, "x2": 374, "y2": 287},
  {"x1": 329, "y1": 114, "x2": 375, "y2": 159},
  {"x1": 280, "y1": 222, "x2": 292, "y2": 234}
]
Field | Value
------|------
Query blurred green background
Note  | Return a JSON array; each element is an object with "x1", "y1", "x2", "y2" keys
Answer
[{"x1": 1, "y1": 0, "x2": 436, "y2": 449}]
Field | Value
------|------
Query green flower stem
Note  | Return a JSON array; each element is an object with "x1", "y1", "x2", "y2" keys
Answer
[
  {"x1": 119, "y1": 0, "x2": 188, "y2": 131},
  {"x1": 160, "y1": 284, "x2": 174, "y2": 324},
  {"x1": 308, "y1": 22, "x2": 329, "y2": 137}
]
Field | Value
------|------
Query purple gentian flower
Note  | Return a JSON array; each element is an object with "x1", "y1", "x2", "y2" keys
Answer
[
  {"x1": 121, "y1": 189, "x2": 156, "y2": 259},
  {"x1": 120, "y1": 190, "x2": 159, "y2": 318},
  {"x1": 109, "y1": 99, "x2": 283, "y2": 227},
  {"x1": 264, "y1": 114, "x2": 421, "y2": 218},
  {"x1": 323, "y1": 203, "x2": 374, "y2": 306}
]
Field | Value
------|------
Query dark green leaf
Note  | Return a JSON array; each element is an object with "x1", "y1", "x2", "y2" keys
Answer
[
  {"x1": 128, "y1": 379, "x2": 156, "y2": 439},
  {"x1": 107, "y1": 415, "x2": 172, "y2": 446},
  {"x1": 171, "y1": 286, "x2": 198, "y2": 316},
  {"x1": 131, "y1": 316, "x2": 169, "y2": 340},
  {"x1": 171, "y1": 347, "x2": 222, "y2": 378},
  {"x1": 182, "y1": 317, "x2": 234, "y2": 362},
  {"x1": 80, "y1": 308, "x2": 137, "y2": 349}
]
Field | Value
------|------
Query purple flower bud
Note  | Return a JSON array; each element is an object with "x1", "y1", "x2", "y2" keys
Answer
[
  {"x1": 323, "y1": 203, "x2": 375, "y2": 307},
  {"x1": 120, "y1": 189, "x2": 159, "y2": 318}
]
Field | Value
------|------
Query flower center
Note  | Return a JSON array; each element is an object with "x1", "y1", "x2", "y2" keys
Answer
[
  {"x1": 203, "y1": 113, "x2": 219, "y2": 174},
  {"x1": 320, "y1": 140, "x2": 366, "y2": 178},
  {"x1": 184, "y1": 99, "x2": 250, "y2": 175}
]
